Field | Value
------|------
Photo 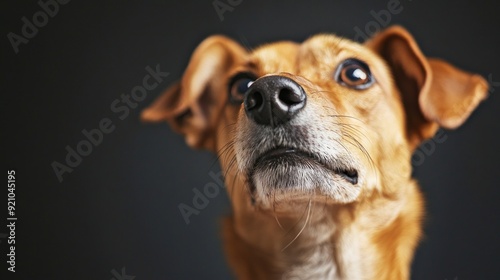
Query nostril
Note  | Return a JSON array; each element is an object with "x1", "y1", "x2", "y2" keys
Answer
[
  {"x1": 246, "y1": 91, "x2": 263, "y2": 111},
  {"x1": 278, "y1": 88, "x2": 304, "y2": 106}
]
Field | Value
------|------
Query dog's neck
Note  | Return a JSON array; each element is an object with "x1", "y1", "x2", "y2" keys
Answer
[
  {"x1": 224, "y1": 206, "x2": 340, "y2": 279},
  {"x1": 223, "y1": 180, "x2": 421, "y2": 280},
  {"x1": 224, "y1": 204, "x2": 363, "y2": 279}
]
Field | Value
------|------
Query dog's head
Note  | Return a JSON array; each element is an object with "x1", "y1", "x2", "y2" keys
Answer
[{"x1": 142, "y1": 26, "x2": 487, "y2": 211}]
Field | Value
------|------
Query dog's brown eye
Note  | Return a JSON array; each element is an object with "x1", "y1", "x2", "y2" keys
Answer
[
  {"x1": 228, "y1": 73, "x2": 256, "y2": 104},
  {"x1": 335, "y1": 59, "x2": 374, "y2": 89}
]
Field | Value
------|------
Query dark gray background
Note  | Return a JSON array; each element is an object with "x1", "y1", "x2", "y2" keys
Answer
[{"x1": 2, "y1": 0, "x2": 499, "y2": 279}]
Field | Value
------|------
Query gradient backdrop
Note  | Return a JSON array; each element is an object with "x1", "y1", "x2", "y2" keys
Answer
[{"x1": 2, "y1": 0, "x2": 500, "y2": 279}]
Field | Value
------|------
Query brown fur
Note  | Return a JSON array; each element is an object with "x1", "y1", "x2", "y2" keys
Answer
[{"x1": 141, "y1": 26, "x2": 488, "y2": 279}]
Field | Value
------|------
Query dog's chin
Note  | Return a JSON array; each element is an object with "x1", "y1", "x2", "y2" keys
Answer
[{"x1": 248, "y1": 148, "x2": 361, "y2": 207}]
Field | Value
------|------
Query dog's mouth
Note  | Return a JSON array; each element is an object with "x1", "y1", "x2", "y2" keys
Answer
[{"x1": 251, "y1": 146, "x2": 359, "y2": 185}]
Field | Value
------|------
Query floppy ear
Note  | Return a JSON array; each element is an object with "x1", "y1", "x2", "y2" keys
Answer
[
  {"x1": 366, "y1": 26, "x2": 489, "y2": 148},
  {"x1": 141, "y1": 36, "x2": 247, "y2": 150}
]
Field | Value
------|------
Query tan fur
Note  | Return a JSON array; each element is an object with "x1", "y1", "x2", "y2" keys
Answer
[{"x1": 142, "y1": 26, "x2": 488, "y2": 279}]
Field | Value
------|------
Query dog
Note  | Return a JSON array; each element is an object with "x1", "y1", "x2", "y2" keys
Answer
[{"x1": 141, "y1": 26, "x2": 488, "y2": 279}]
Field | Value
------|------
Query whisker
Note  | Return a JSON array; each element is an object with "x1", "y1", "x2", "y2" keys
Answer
[
  {"x1": 274, "y1": 214, "x2": 284, "y2": 230},
  {"x1": 342, "y1": 131, "x2": 378, "y2": 183},
  {"x1": 237, "y1": 35, "x2": 253, "y2": 53},
  {"x1": 223, "y1": 155, "x2": 238, "y2": 199},
  {"x1": 272, "y1": 192, "x2": 285, "y2": 230},
  {"x1": 280, "y1": 198, "x2": 309, "y2": 236},
  {"x1": 229, "y1": 173, "x2": 241, "y2": 205},
  {"x1": 281, "y1": 199, "x2": 312, "y2": 251},
  {"x1": 209, "y1": 122, "x2": 238, "y2": 169}
]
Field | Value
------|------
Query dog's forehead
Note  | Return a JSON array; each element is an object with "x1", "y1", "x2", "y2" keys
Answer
[
  {"x1": 247, "y1": 34, "x2": 377, "y2": 76},
  {"x1": 297, "y1": 34, "x2": 377, "y2": 68},
  {"x1": 302, "y1": 34, "x2": 366, "y2": 52},
  {"x1": 248, "y1": 41, "x2": 300, "y2": 74}
]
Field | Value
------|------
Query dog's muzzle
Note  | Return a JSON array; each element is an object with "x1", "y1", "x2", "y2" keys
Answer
[
  {"x1": 236, "y1": 75, "x2": 361, "y2": 205},
  {"x1": 244, "y1": 75, "x2": 306, "y2": 127}
]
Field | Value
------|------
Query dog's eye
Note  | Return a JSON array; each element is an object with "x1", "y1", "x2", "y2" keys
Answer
[
  {"x1": 228, "y1": 73, "x2": 256, "y2": 104},
  {"x1": 335, "y1": 59, "x2": 374, "y2": 89}
]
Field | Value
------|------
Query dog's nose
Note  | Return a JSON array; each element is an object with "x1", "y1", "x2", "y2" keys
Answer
[{"x1": 244, "y1": 76, "x2": 306, "y2": 126}]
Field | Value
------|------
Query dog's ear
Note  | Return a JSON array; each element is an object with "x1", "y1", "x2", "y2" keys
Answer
[
  {"x1": 366, "y1": 26, "x2": 488, "y2": 148},
  {"x1": 141, "y1": 36, "x2": 247, "y2": 150}
]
